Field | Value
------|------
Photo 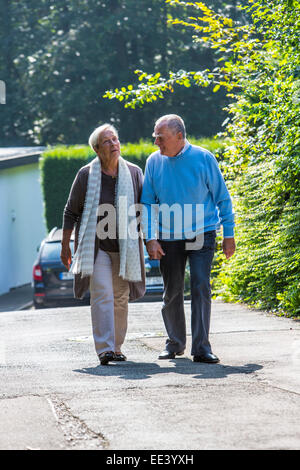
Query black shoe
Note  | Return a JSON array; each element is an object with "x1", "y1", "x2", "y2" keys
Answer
[
  {"x1": 113, "y1": 352, "x2": 127, "y2": 361},
  {"x1": 99, "y1": 351, "x2": 115, "y2": 365},
  {"x1": 158, "y1": 350, "x2": 185, "y2": 360},
  {"x1": 193, "y1": 353, "x2": 219, "y2": 363}
]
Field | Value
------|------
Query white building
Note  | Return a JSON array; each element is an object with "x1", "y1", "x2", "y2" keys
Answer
[{"x1": 0, "y1": 147, "x2": 47, "y2": 295}]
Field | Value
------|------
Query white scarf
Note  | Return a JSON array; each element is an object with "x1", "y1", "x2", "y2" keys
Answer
[{"x1": 70, "y1": 156, "x2": 142, "y2": 282}]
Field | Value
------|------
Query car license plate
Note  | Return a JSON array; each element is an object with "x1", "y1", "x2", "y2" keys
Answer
[
  {"x1": 146, "y1": 276, "x2": 163, "y2": 286},
  {"x1": 59, "y1": 272, "x2": 74, "y2": 281}
]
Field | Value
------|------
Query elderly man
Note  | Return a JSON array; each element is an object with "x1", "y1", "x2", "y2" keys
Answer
[
  {"x1": 141, "y1": 114, "x2": 235, "y2": 363},
  {"x1": 61, "y1": 124, "x2": 145, "y2": 365}
]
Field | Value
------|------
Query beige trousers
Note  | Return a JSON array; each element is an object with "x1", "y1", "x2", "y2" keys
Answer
[{"x1": 90, "y1": 249, "x2": 130, "y2": 355}]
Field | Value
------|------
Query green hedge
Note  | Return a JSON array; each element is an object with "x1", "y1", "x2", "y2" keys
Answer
[
  {"x1": 209, "y1": 0, "x2": 300, "y2": 317},
  {"x1": 40, "y1": 146, "x2": 93, "y2": 232},
  {"x1": 40, "y1": 138, "x2": 225, "y2": 231}
]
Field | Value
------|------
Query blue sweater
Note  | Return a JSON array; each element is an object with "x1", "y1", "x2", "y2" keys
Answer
[{"x1": 141, "y1": 142, "x2": 235, "y2": 241}]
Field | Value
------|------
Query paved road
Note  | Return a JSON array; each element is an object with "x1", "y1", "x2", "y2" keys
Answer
[{"x1": 0, "y1": 300, "x2": 299, "y2": 450}]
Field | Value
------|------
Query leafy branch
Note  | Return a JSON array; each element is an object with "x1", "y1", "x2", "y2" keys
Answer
[{"x1": 103, "y1": 69, "x2": 216, "y2": 108}]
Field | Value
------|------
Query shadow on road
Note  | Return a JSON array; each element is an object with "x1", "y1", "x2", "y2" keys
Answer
[{"x1": 74, "y1": 359, "x2": 263, "y2": 381}]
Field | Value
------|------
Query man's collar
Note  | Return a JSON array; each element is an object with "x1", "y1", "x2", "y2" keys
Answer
[{"x1": 175, "y1": 140, "x2": 190, "y2": 157}]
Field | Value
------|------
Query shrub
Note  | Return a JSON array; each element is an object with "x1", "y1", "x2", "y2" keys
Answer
[{"x1": 40, "y1": 146, "x2": 94, "y2": 232}]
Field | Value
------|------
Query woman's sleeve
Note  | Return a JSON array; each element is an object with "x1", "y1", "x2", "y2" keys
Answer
[{"x1": 62, "y1": 169, "x2": 87, "y2": 230}]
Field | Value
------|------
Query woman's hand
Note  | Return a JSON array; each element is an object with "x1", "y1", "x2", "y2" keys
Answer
[{"x1": 60, "y1": 243, "x2": 72, "y2": 270}]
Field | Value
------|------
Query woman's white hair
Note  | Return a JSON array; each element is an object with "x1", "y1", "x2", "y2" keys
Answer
[
  {"x1": 155, "y1": 114, "x2": 186, "y2": 139},
  {"x1": 88, "y1": 123, "x2": 119, "y2": 151}
]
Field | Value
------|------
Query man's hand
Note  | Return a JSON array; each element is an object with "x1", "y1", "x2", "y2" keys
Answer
[
  {"x1": 60, "y1": 243, "x2": 72, "y2": 270},
  {"x1": 222, "y1": 237, "x2": 236, "y2": 260},
  {"x1": 146, "y1": 240, "x2": 165, "y2": 260}
]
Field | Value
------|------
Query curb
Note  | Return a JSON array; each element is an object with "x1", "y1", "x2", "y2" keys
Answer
[{"x1": 19, "y1": 301, "x2": 33, "y2": 311}]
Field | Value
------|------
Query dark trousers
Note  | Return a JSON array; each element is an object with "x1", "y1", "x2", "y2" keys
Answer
[{"x1": 159, "y1": 231, "x2": 216, "y2": 356}]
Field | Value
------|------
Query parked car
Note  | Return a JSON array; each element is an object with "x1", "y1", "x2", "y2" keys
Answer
[
  {"x1": 143, "y1": 245, "x2": 164, "y2": 299},
  {"x1": 32, "y1": 227, "x2": 89, "y2": 308}
]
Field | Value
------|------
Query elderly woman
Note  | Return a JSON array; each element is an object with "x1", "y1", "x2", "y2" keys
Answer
[{"x1": 61, "y1": 124, "x2": 145, "y2": 365}]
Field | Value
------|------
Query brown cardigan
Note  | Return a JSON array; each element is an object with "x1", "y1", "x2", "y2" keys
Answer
[{"x1": 63, "y1": 159, "x2": 146, "y2": 301}]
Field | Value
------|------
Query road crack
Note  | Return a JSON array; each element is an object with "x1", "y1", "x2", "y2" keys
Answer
[{"x1": 47, "y1": 395, "x2": 109, "y2": 450}]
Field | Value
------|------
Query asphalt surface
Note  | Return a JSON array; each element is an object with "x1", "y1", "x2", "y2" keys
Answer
[{"x1": 0, "y1": 293, "x2": 299, "y2": 450}]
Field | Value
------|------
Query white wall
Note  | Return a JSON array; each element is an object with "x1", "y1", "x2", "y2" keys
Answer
[{"x1": 0, "y1": 163, "x2": 47, "y2": 295}]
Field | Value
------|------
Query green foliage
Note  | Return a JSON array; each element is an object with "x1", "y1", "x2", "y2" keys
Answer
[
  {"x1": 40, "y1": 146, "x2": 94, "y2": 231},
  {"x1": 0, "y1": 0, "x2": 236, "y2": 146},
  {"x1": 121, "y1": 141, "x2": 156, "y2": 171},
  {"x1": 106, "y1": 0, "x2": 300, "y2": 316},
  {"x1": 214, "y1": 0, "x2": 300, "y2": 316}
]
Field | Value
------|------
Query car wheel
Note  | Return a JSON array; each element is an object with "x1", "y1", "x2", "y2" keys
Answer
[{"x1": 33, "y1": 300, "x2": 45, "y2": 309}]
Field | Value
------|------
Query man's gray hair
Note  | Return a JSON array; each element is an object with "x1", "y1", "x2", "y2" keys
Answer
[
  {"x1": 155, "y1": 114, "x2": 186, "y2": 139},
  {"x1": 88, "y1": 123, "x2": 118, "y2": 151}
]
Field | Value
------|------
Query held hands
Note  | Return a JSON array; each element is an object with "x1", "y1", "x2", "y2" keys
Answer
[
  {"x1": 222, "y1": 237, "x2": 236, "y2": 260},
  {"x1": 146, "y1": 240, "x2": 165, "y2": 260},
  {"x1": 60, "y1": 243, "x2": 72, "y2": 270}
]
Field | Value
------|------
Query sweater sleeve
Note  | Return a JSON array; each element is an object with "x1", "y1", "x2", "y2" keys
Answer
[
  {"x1": 136, "y1": 167, "x2": 144, "y2": 203},
  {"x1": 140, "y1": 158, "x2": 158, "y2": 241},
  {"x1": 205, "y1": 152, "x2": 235, "y2": 238},
  {"x1": 62, "y1": 168, "x2": 88, "y2": 230}
]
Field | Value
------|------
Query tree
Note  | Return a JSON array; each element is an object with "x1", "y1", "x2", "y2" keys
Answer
[
  {"x1": 0, "y1": 0, "x2": 242, "y2": 146},
  {"x1": 0, "y1": 0, "x2": 48, "y2": 144}
]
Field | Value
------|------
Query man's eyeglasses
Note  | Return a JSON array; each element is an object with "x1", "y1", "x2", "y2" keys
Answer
[{"x1": 152, "y1": 133, "x2": 164, "y2": 141}]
